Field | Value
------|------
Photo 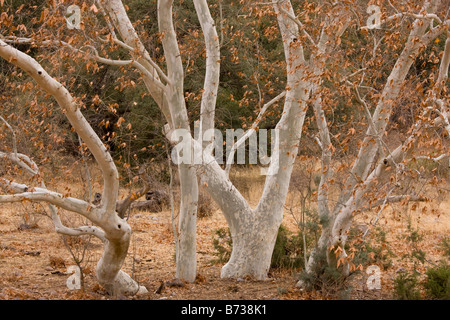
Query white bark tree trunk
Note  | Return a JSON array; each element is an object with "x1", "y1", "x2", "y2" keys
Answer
[
  {"x1": 299, "y1": 0, "x2": 447, "y2": 285},
  {"x1": 158, "y1": 0, "x2": 199, "y2": 283},
  {"x1": 102, "y1": 0, "x2": 200, "y2": 282},
  {"x1": 193, "y1": 0, "x2": 221, "y2": 149},
  {"x1": 187, "y1": 0, "x2": 311, "y2": 280},
  {"x1": 218, "y1": 0, "x2": 310, "y2": 279},
  {"x1": 221, "y1": 210, "x2": 282, "y2": 279}
]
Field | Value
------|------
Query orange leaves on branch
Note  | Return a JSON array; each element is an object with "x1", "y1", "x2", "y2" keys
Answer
[
  {"x1": 0, "y1": 11, "x2": 13, "y2": 26},
  {"x1": 336, "y1": 257, "x2": 345, "y2": 268},
  {"x1": 39, "y1": 8, "x2": 49, "y2": 24},
  {"x1": 90, "y1": 4, "x2": 99, "y2": 14},
  {"x1": 333, "y1": 245, "x2": 343, "y2": 257},
  {"x1": 328, "y1": 143, "x2": 336, "y2": 154},
  {"x1": 116, "y1": 117, "x2": 125, "y2": 128}
]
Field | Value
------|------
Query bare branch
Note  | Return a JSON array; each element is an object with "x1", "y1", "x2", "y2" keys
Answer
[
  {"x1": 353, "y1": 84, "x2": 394, "y2": 162},
  {"x1": 225, "y1": 91, "x2": 286, "y2": 176},
  {"x1": 0, "y1": 179, "x2": 96, "y2": 215},
  {"x1": 0, "y1": 115, "x2": 17, "y2": 157},
  {"x1": 363, "y1": 192, "x2": 426, "y2": 238},
  {"x1": 416, "y1": 154, "x2": 448, "y2": 162},
  {"x1": 57, "y1": 225, "x2": 107, "y2": 242},
  {"x1": 0, "y1": 175, "x2": 105, "y2": 242}
]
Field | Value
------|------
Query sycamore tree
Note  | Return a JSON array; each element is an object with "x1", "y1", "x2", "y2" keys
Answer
[
  {"x1": 296, "y1": 0, "x2": 449, "y2": 287},
  {"x1": 0, "y1": 37, "x2": 149, "y2": 294},
  {"x1": 0, "y1": 0, "x2": 448, "y2": 293}
]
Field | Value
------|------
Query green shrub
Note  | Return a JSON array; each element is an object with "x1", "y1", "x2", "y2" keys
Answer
[
  {"x1": 439, "y1": 237, "x2": 450, "y2": 258},
  {"x1": 348, "y1": 226, "x2": 394, "y2": 270},
  {"x1": 297, "y1": 248, "x2": 346, "y2": 293},
  {"x1": 393, "y1": 272, "x2": 422, "y2": 300},
  {"x1": 271, "y1": 225, "x2": 304, "y2": 270},
  {"x1": 423, "y1": 262, "x2": 450, "y2": 300},
  {"x1": 211, "y1": 228, "x2": 232, "y2": 264}
]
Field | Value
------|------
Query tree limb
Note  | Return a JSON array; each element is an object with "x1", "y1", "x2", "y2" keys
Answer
[
  {"x1": 194, "y1": 0, "x2": 221, "y2": 147},
  {"x1": 225, "y1": 91, "x2": 286, "y2": 176},
  {"x1": 0, "y1": 38, "x2": 119, "y2": 217}
]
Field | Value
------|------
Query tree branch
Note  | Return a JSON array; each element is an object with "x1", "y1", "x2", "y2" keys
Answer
[
  {"x1": 194, "y1": 0, "x2": 221, "y2": 146},
  {"x1": 101, "y1": 0, "x2": 171, "y2": 125},
  {"x1": 0, "y1": 38, "x2": 119, "y2": 216},
  {"x1": 361, "y1": 10, "x2": 444, "y2": 30},
  {"x1": 225, "y1": 91, "x2": 286, "y2": 176}
]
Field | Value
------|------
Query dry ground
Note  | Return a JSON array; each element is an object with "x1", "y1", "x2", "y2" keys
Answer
[{"x1": 0, "y1": 164, "x2": 448, "y2": 300}]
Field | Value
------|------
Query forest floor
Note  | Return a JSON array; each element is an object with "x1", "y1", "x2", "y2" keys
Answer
[{"x1": 0, "y1": 164, "x2": 448, "y2": 301}]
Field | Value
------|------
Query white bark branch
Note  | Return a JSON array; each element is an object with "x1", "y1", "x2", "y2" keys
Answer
[
  {"x1": 416, "y1": 154, "x2": 448, "y2": 162},
  {"x1": 101, "y1": 0, "x2": 171, "y2": 124},
  {"x1": 194, "y1": 0, "x2": 221, "y2": 146},
  {"x1": 0, "y1": 180, "x2": 97, "y2": 219},
  {"x1": 361, "y1": 12, "x2": 443, "y2": 30},
  {"x1": 0, "y1": 38, "x2": 119, "y2": 220}
]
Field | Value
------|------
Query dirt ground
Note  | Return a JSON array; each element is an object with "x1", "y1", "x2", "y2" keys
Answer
[{"x1": 0, "y1": 166, "x2": 448, "y2": 301}]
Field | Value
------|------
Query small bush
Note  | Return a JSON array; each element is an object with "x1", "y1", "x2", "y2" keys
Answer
[
  {"x1": 393, "y1": 272, "x2": 422, "y2": 300},
  {"x1": 211, "y1": 228, "x2": 232, "y2": 264},
  {"x1": 348, "y1": 226, "x2": 394, "y2": 270},
  {"x1": 297, "y1": 248, "x2": 346, "y2": 294},
  {"x1": 271, "y1": 225, "x2": 304, "y2": 270},
  {"x1": 423, "y1": 262, "x2": 450, "y2": 300},
  {"x1": 439, "y1": 237, "x2": 450, "y2": 258}
]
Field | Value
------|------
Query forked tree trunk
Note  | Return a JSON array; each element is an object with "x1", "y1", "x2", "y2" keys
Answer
[
  {"x1": 299, "y1": 0, "x2": 445, "y2": 286},
  {"x1": 196, "y1": 0, "x2": 309, "y2": 279},
  {"x1": 220, "y1": 208, "x2": 283, "y2": 279}
]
